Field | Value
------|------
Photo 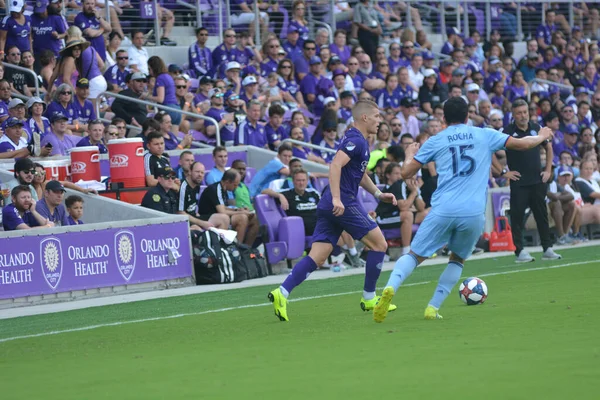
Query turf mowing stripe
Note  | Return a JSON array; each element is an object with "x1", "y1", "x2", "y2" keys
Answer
[{"x1": 0, "y1": 259, "x2": 597, "y2": 344}]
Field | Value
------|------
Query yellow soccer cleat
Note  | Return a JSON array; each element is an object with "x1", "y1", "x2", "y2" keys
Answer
[
  {"x1": 424, "y1": 305, "x2": 443, "y2": 320},
  {"x1": 371, "y1": 287, "x2": 397, "y2": 323},
  {"x1": 268, "y1": 288, "x2": 289, "y2": 322}
]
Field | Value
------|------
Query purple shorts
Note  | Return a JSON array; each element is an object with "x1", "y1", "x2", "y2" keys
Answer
[{"x1": 311, "y1": 202, "x2": 378, "y2": 244}]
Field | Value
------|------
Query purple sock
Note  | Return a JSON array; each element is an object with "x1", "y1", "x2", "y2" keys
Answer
[
  {"x1": 281, "y1": 256, "x2": 318, "y2": 295},
  {"x1": 364, "y1": 251, "x2": 386, "y2": 293}
]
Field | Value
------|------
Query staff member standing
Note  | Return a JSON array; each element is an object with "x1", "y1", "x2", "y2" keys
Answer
[{"x1": 503, "y1": 99, "x2": 561, "y2": 263}]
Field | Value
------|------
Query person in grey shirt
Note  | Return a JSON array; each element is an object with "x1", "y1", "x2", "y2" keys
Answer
[
  {"x1": 353, "y1": 0, "x2": 382, "y2": 62},
  {"x1": 35, "y1": 180, "x2": 70, "y2": 226}
]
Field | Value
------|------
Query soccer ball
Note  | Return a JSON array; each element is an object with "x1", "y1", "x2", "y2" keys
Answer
[{"x1": 459, "y1": 277, "x2": 488, "y2": 305}]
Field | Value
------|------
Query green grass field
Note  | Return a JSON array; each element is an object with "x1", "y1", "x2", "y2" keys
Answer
[{"x1": 1, "y1": 247, "x2": 599, "y2": 400}]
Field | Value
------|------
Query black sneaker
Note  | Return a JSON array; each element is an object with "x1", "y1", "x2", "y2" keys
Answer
[{"x1": 160, "y1": 37, "x2": 177, "y2": 46}]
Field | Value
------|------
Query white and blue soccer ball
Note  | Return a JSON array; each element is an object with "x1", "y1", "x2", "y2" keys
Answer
[{"x1": 459, "y1": 277, "x2": 488, "y2": 305}]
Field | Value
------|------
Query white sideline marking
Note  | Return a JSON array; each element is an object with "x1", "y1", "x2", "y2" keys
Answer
[{"x1": 0, "y1": 259, "x2": 596, "y2": 344}]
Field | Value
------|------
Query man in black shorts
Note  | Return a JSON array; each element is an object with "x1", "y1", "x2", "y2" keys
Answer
[
  {"x1": 198, "y1": 169, "x2": 259, "y2": 246},
  {"x1": 178, "y1": 161, "x2": 229, "y2": 230}
]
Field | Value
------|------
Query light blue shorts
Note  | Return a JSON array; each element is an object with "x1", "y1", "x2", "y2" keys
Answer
[{"x1": 411, "y1": 213, "x2": 485, "y2": 260}]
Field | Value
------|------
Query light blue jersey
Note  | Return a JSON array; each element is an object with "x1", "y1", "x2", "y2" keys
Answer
[{"x1": 414, "y1": 124, "x2": 509, "y2": 217}]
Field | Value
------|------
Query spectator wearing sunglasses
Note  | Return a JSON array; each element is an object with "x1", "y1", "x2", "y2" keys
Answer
[
  {"x1": 141, "y1": 166, "x2": 179, "y2": 215},
  {"x1": 41, "y1": 112, "x2": 82, "y2": 156},
  {"x1": 3, "y1": 158, "x2": 39, "y2": 205},
  {"x1": 111, "y1": 71, "x2": 148, "y2": 127},
  {"x1": 204, "y1": 88, "x2": 236, "y2": 146},
  {"x1": 103, "y1": 49, "x2": 130, "y2": 91}
]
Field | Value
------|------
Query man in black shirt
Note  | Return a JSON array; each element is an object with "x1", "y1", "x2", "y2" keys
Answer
[
  {"x1": 178, "y1": 161, "x2": 229, "y2": 229},
  {"x1": 141, "y1": 166, "x2": 178, "y2": 214},
  {"x1": 111, "y1": 72, "x2": 149, "y2": 127},
  {"x1": 279, "y1": 170, "x2": 321, "y2": 235},
  {"x1": 503, "y1": 99, "x2": 561, "y2": 262},
  {"x1": 144, "y1": 131, "x2": 172, "y2": 187},
  {"x1": 197, "y1": 169, "x2": 259, "y2": 246}
]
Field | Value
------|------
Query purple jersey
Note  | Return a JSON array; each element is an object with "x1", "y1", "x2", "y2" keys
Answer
[
  {"x1": 45, "y1": 101, "x2": 77, "y2": 124},
  {"x1": 507, "y1": 84, "x2": 527, "y2": 102},
  {"x1": 211, "y1": 43, "x2": 235, "y2": 78},
  {"x1": 331, "y1": 45, "x2": 351, "y2": 64},
  {"x1": 2, "y1": 204, "x2": 39, "y2": 231},
  {"x1": 289, "y1": 20, "x2": 309, "y2": 44},
  {"x1": 0, "y1": 15, "x2": 31, "y2": 52},
  {"x1": 231, "y1": 46, "x2": 255, "y2": 67},
  {"x1": 300, "y1": 73, "x2": 319, "y2": 105},
  {"x1": 103, "y1": 65, "x2": 130, "y2": 90},
  {"x1": 205, "y1": 107, "x2": 236, "y2": 144},
  {"x1": 579, "y1": 75, "x2": 599, "y2": 92},
  {"x1": 74, "y1": 12, "x2": 107, "y2": 61},
  {"x1": 0, "y1": 100, "x2": 8, "y2": 119},
  {"x1": 337, "y1": 107, "x2": 352, "y2": 123},
  {"x1": 315, "y1": 140, "x2": 339, "y2": 164},
  {"x1": 80, "y1": 47, "x2": 102, "y2": 80},
  {"x1": 319, "y1": 127, "x2": 369, "y2": 208},
  {"x1": 72, "y1": 97, "x2": 97, "y2": 125},
  {"x1": 24, "y1": 117, "x2": 52, "y2": 140},
  {"x1": 282, "y1": 41, "x2": 302, "y2": 61},
  {"x1": 31, "y1": 14, "x2": 67, "y2": 57},
  {"x1": 40, "y1": 132, "x2": 82, "y2": 156},
  {"x1": 76, "y1": 136, "x2": 107, "y2": 153},
  {"x1": 376, "y1": 88, "x2": 401, "y2": 109},
  {"x1": 154, "y1": 73, "x2": 178, "y2": 105},
  {"x1": 188, "y1": 43, "x2": 213, "y2": 77},
  {"x1": 536, "y1": 23, "x2": 556, "y2": 46},
  {"x1": 235, "y1": 120, "x2": 267, "y2": 148},
  {"x1": 388, "y1": 56, "x2": 403, "y2": 74},
  {"x1": 265, "y1": 123, "x2": 287, "y2": 149},
  {"x1": 441, "y1": 41, "x2": 454, "y2": 56},
  {"x1": 396, "y1": 84, "x2": 414, "y2": 100},
  {"x1": 278, "y1": 76, "x2": 299, "y2": 96},
  {"x1": 261, "y1": 57, "x2": 279, "y2": 77}
]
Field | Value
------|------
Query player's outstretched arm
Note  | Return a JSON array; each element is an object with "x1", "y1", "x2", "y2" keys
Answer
[
  {"x1": 506, "y1": 127, "x2": 554, "y2": 151},
  {"x1": 400, "y1": 143, "x2": 422, "y2": 180},
  {"x1": 360, "y1": 172, "x2": 397, "y2": 205}
]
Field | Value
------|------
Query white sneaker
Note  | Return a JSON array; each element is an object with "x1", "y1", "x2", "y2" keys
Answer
[
  {"x1": 542, "y1": 248, "x2": 562, "y2": 261},
  {"x1": 515, "y1": 250, "x2": 535, "y2": 263}
]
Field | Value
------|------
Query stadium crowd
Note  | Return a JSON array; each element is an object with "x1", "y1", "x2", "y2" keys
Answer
[{"x1": 1, "y1": 0, "x2": 600, "y2": 261}]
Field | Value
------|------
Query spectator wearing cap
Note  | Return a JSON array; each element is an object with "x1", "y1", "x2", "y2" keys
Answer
[
  {"x1": 239, "y1": 75, "x2": 260, "y2": 104},
  {"x1": 224, "y1": 61, "x2": 242, "y2": 94},
  {"x1": 193, "y1": 76, "x2": 213, "y2": 106},
  {"x1": 465, "y1": 82, "x2": 480, "y2": 106},
  {"x1": 46, "y1": 82, "x2": 77, "y2": 130},
  {"x1": 2, "y1": 185, "x2": 52, "y2": 231},
  {"x1": 145, "y1": 56, "x2": 181, "y2": 132},
  {"x1": 407, "y1": 54, "x2": 424, "y2": 89},
  {"x1": 489, "y1": 110, "x2": 504, "y2": 131},
  {"x1": 189, "y1": 27, "x2": 213, "y2": 78},
  {"x1": 212, "y1": 28, "x2": 237, "y2": 79},
  {"x1": 441, "y1": 27, "x2": 461, "y2": 56},
  {"x1": 519, "y1": 51, "x2": 540, "y2": 82},
  {"x1": 419, "y1": 69, "x2": 444, "y2": 115},
  {"x1": 315, "y1": 120, "x2": 339, "y2": 164},
  {"x1": 7, "y1": 98, "x2": 26, "y2": 123},
  {"x1": 0, "y1": 0, "x2": 31, "y2": 53},
  {"x1": 396, "y1": 98, "x2": 419, "y2": 139},
  {"x1": 536, "y1": 9, "x2": 557, "y2": 51},
  {"x1": 36, "y1": 180, "x2": 69, "y2": 226},
  {"x1": 282, "y1": 25, "x2": 302, "y2": 61},
  {"x1": 421, "y1": 51, "x2": 437, "y2": 73},
  {"x1": 111, "y1": 71, "x2": 148, "y2": 127},
  {"x1": 31, "y1": 0, "x2": 67, "y2": 59},
  {"x1": 331, "y1": 29, "x2": 351, "y2": 65},
  {"x1": 331, "y1": 69, "x2": 347, "y2": 97},
  {"x1": 337, "y1": 91, "x2": 354, "y2": 123},
  {"x1": 103, "y1": 49, "x2": 130, "y2": 91},
  {"x1": 0, "y1": 117, "x2": 27, "y2": 153},
  {"x1": 25, "y1": 96, "x2": 52, "y2": 140},
  {"x1": 265, "y1": 104, "x2": 287, "y2": 151},
  {"x1": 74, "y1": 0, "x2": 111, "y2": 62},
  {"x1": 205, "y1": 88, "x2": 236, "y2": 146},
  {"x1": 553, "y1": 124, "x2": 580, "y2": 164},
  {"x1": 463, "y1": 38, "x2": 481, "y2": 70},
  {"x1": 73, "y1": 78, "x2": 97, "y2": 129},
  {"x1": 141, "y1": 166, "x2": 179, "y2": 214},
  {"x1": 40, "y1": 113, "x2": 82, "y2": 156},
  {"x1": 76, "y1": 119, "x2": 107, "y2": 154},
  {"x1": 299, "y1": 56, "x2": 322, "y2": 110},
  {"x1": 235, "y1": 100, "x2": 268, "y2": 149},
  {"x1": 438, "y1": 60, "x2": 454, "y2": 85},
  {"x1": 547, "y1": 165, "x2": 579, "y2": 245},
  {"x1": 167, "y1": 63, "x2": 183, "y2": 80},
  {"x1": 483, "y1": 56, "x2": 504, "y2": 92},
  {"x1": 353, "y1": 0, "x2": 382, "y2": 62},
  {"x1": 127, "y1": 30, "x2": 149, "y2": 75}
]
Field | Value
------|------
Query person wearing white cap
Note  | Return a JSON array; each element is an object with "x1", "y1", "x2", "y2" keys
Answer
[
  {"x1": 7, "y1": 98, "x2": 26, "y2": 121},
  {"x1": 0, "y1": 0, "x2": 30, "y2": 55},
  {"x1": 240, "y1": 75, "x2": 259, "y2": 104},
  {"x1": 466, "y1": 82, "x2": 480, "y2": 106},
  {"x1": 205, "y1": 88, "x2": 236, "y2": 145},
  {"x1": 224, "y1": 61, "x2": 242, "y2": 93},
  {"x1": 418, "y1": 69, "x2": 444, "y2": 116}
]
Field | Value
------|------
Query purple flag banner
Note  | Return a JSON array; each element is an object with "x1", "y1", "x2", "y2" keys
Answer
[
  {"x1": 491, "y1": 192, "x2": 511, "y2": 219},
  {"x1": 0, "y1": 221, "x2": 193, "y2": 299}
]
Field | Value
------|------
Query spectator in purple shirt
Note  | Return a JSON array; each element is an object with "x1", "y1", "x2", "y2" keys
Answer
[
  {"x1": 337, "y1": 91, "x2": 354, "y2": 123},
  {"x1": 315, "y1": 120, "x2": 339, "y2": 164},
  {"x1": 265, "y1": 104, "x2": 288, "y2": 150},
  {"x1": 290, "y1": 0, "x2": 310, "y2": 46},
  {"x1": 536, "y1": 9, "x2": 557, "y2": 50},
  {"x1": 45, "y1": 83, "x2": 78, "y2": 131},
  {"x1": 239, "y1": 75, "x2": 260, "y2": 104},
  {"x1": 212, "y1": 28, "x2": 237, "y2": 79},
  {"x1": 31, "y1": 0, "x2": 67, "y2": 59},
  {"x1": 261, "y1": 38, "x2": 281, "y2": 77},
  {"x1": 0, "y1": 0, "x2": 32, "y2": 53},
  {"x1": 205, "y1": 88, "x2": 237, "y2": 145},
  {"x1": 300, "y1": 56, "x2": 322, "y2": 109},
  {"x1": 235, "y1": 100, "x2": 268, "y2": 148},
  {"x1": 146, "y1": 55, "x2": 182, "y2": 130},
  {"x1": 72, "y1": 78, "x2": 97, "y2": 128},
  {"x1": 231, "y1": 31, "x2": 259, "y2": 68},
  {"x1": 154, "y1": 111, "x2": 192, "y2": 151},
  {"x1": 289, "y1": 126, "x2": 325, "y2": 164},
  {"x1": 2, "y1": 185, "x2": 49, "y2": 231},
  {"x1": 40, "y1": 112, "x2": 82, "y2": 156},
  {"x1": 189, "y1": 27, "x2": 213, "y2": 78},
  {"x1": 0, "y1": 117, "x2": 27, "y2": 153},
  {"x1": 66, "y1": 195, "x2": 85, "y2": 225},
  {"x1": 282, "y1": 25, "x2": 303, "y2": 61},
  {"x1": 25, "y1": 96, "x2": 52, "y2": 140},
  {"x1": 74, "y1": 0, "x2": 111, "y2": 61},
  {"x1": 388, "y1": 43, "x2": 403, "y2": 74},
  {"x1": 76, "y1": 119, "x2": 107, "y2": 153},
  {"x1": 553, "y1": 124, "x2": 579, "y2": 164},
  {"x1": 103, "y1": 49, "x2": 130, "y2": 91},
  {"x1": 579, "y1": 63, "x2": 599, "y2": 93},
  {"x1": 484, "y1": 57, "x2": 504, "y2": 92},
  {"x1": 36, "y1": 180, "x2": 70, "y2": 226},
  {"x1": 294, "y1": 39, "x2": 317, "y2": 81},
  {"x1": 441, "y1": 27, "x2": 461, "y2": 56},
  {"x1": 331, "y1": 30, "x2": 351, "y2": 64},
  {"x1": 539, "y1": 47, "x2": 561, "y2": 70}
]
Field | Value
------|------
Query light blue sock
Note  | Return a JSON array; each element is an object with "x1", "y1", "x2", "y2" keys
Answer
[
  {"x1": 386, "y1": 253, "x2": 419, "y2": 291},
  {"x1": 428, "y1": 261, "x2": 463, "y2": 309}
]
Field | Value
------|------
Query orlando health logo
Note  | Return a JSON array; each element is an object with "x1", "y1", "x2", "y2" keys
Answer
[
  {"x1": 114, "y1": 230, "x2": 136, "y2": 281},
  {"x1": 40, "y1": 237, "x2": 63, "y2": 290}
]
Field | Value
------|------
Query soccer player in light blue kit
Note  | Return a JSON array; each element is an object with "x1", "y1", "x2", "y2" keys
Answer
[{"x1": 374, "y1": 97, "x2": 554, "y2": 322}]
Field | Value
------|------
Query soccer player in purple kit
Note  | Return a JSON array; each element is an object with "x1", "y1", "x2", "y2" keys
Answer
[{"x1": 268, "y1": 100, "x2": 398, "y2": 321}]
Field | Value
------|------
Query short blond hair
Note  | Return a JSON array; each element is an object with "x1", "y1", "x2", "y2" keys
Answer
[{"x1": 351, "y1": 99, "x2": 378, "y2": 122}]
